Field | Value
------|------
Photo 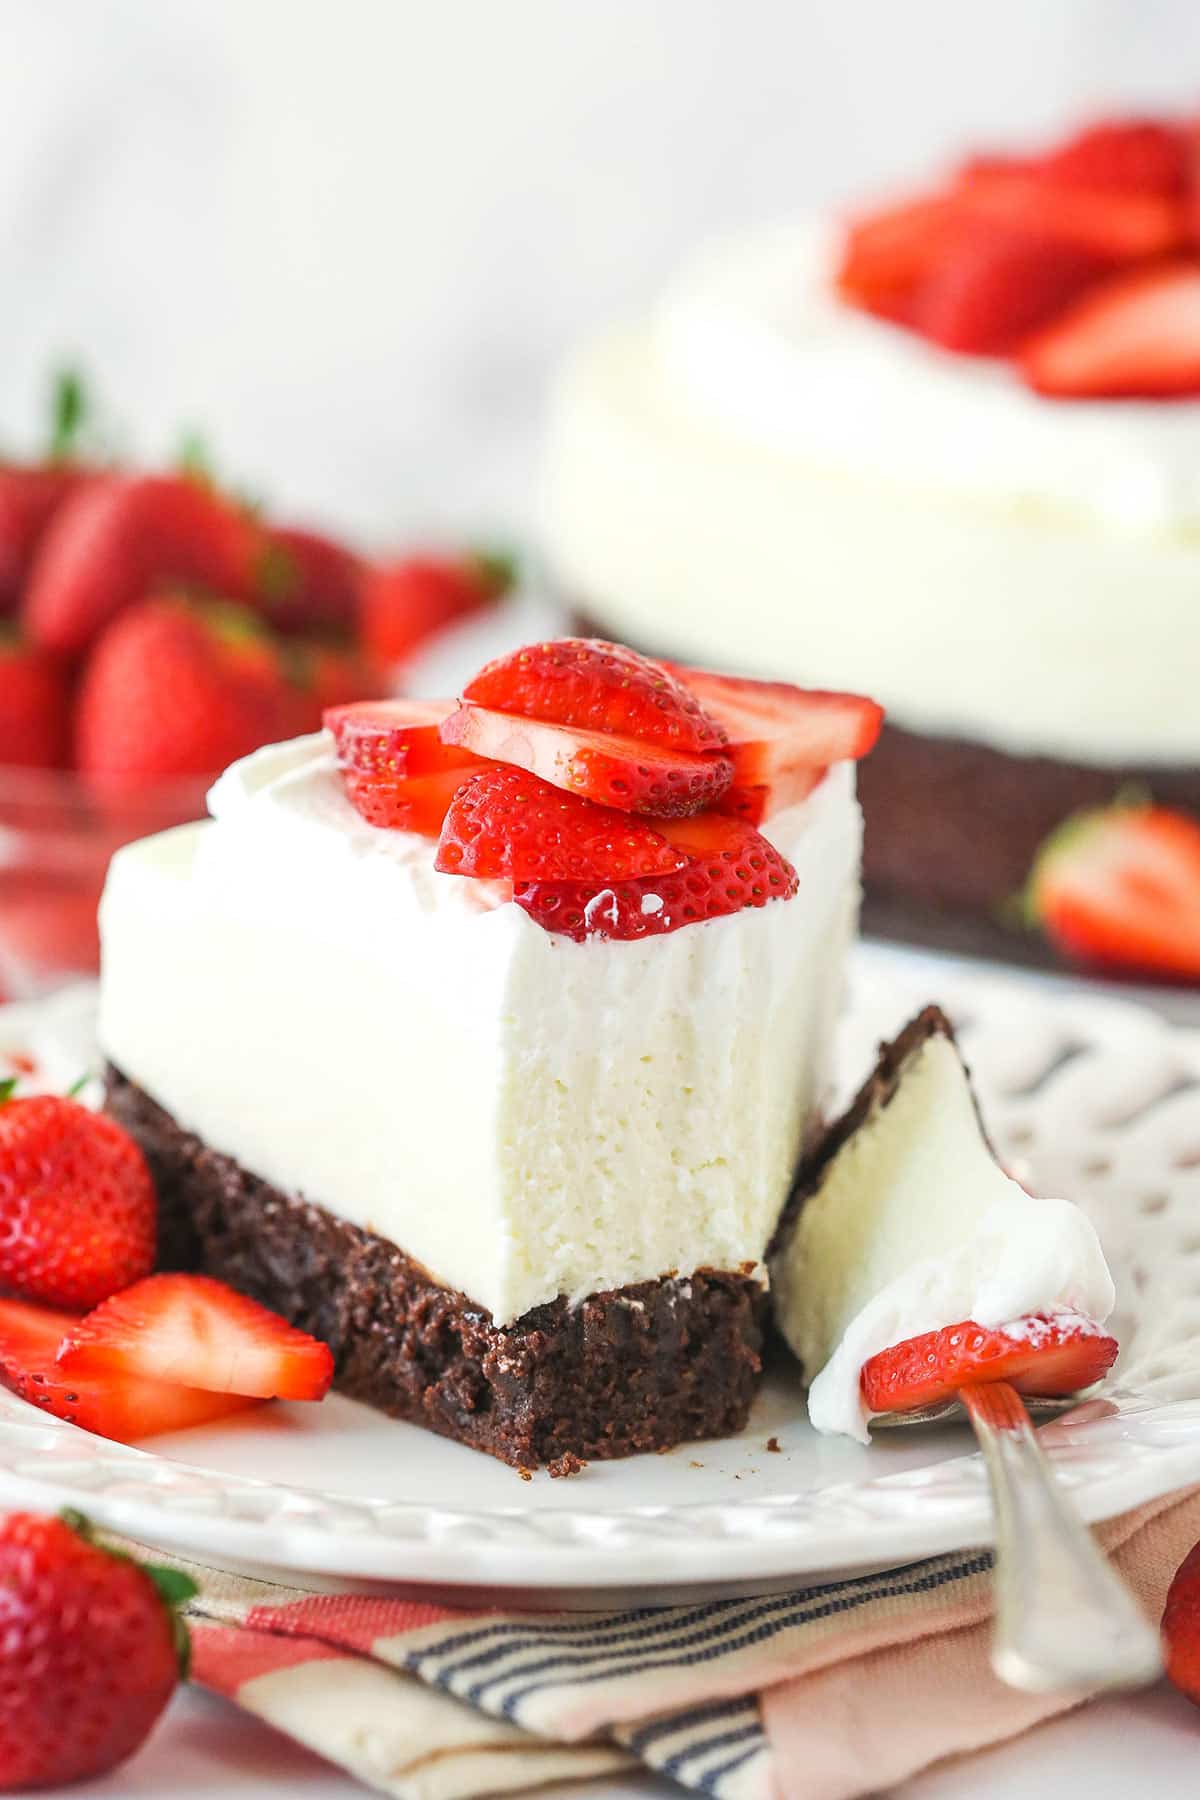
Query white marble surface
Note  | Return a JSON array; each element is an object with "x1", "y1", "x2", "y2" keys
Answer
[{"x1": 41, "y1": 1681, "x2": 1200, "y2": 1799}]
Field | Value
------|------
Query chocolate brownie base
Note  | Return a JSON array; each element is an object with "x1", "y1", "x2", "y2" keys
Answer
[
  {"x1": 105, "y1": 1068, "x2": 768, "y2": 1470},
  {"x1": 856, "y1": 721, "x2": 1200, "y2": 923}
]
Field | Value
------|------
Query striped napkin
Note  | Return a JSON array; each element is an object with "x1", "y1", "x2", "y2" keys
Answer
[{"x1": 112, "y1": 1483, "x2": 1198, "y2": 1800}]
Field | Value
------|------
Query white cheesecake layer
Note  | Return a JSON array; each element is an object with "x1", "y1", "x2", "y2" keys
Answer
[
  {"x1": 99, "y1": 737, "x2": 862, "y2": 1325},
  {"x1": 771, "y1": 1033, "x2": 1115, "y2": 1442},
  {"x1": 542, "y1": 222, "x2": 1200, "y2": 765}
]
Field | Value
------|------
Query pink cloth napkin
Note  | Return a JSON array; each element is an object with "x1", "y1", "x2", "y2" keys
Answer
[{"x1": 109, "y1": 1483, "x2": 1199, "y2": 1800}]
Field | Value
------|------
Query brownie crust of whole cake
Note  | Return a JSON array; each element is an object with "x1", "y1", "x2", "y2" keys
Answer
[{"x1": 106, "y1": 1068, "x2": 767, "y2": 1470}]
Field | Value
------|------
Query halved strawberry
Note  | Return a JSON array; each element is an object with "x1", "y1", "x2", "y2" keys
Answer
[
  {"x1": 1026, "y1": 802, "x2": 1200, "y2": 978},
  {"x1": 665, "y1": 667, "x2": 883, "y2": 788},
  {"x1": 836, "y1": 194, "x2": 960, "y2": 319},
  {"x1": 57, "y1": 1274, "x2": 334, "y2": 1402},
  {"x1": 325, "y1": 697, "x2": 482, "y2": 781},
  {"x1": 462, "y1": 638, "x2": 728, "y2": 755},
  {"x1": 912, "y1": 225, "x2": 1111, "y2": 354},
  {"x1": 1019, "y1": 261, "x2": 1200, "y2": 397},
  {"x1": 514, "y1": 812, "x2": 798, "y2": 943},
  {"x1": 436, "y1": 765, "x2": 688, "y2": 883},
  {"x1": 0, "y1": 1298, "x2": 256, "y2": 1442},
  {"x1": 1164, "y1": 1539, "x2": 1200, "y2": 1707},
  {"x1": 860, "y1": 1311, "x2": 1118, "y2": 1416},
  {"x1": 440, "y1": 704, "x2": 732, "y2": 818}
]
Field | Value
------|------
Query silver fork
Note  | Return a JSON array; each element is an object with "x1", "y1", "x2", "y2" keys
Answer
[{"x1": 875, "y1": 1381, "x2": 1163, "y2": 1693}]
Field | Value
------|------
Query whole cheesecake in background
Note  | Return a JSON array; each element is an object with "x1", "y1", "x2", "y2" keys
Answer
[
  {"x1": 542, "y1": 112, "x2": 1200, "y2": 978},
  {"x1": 98, "y1": 638, "x2": 880, "y2": 1468}
]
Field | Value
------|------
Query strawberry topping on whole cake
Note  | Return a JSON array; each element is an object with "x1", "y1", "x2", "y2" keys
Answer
[
  {"x1": 326, "y1": 637, "x2": 883, "y2": 943},
  {"x1": 837, "y1": 109, "x2": 1200, "y2": 397}
]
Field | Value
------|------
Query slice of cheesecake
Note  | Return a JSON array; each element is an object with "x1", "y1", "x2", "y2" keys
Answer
[
  {"x1": 771, "y1": 1007, "x2": 1117, "y2": 1441},
  {"x1": 99, "y1": 639, "x2": 877, "y2": 1467}
]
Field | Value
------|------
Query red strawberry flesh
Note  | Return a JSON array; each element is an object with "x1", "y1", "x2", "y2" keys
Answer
[
  {"x1": 441, "y1": 704, "x2": 733, "y2": 818},
  {"x1": 0, "y1": 1297, "x2": 256, "y2": 1441},
  {"x1": 326, "y1": 696, "x2": 483, "y2": 780},
  {"x1": 57, "y1": 1272, "x2": 334, "y2": 1401},
  {"x1": 1019, "y1": 261, "x2": 1200, "y2": 398},
  {"x1": 1027, "y1": 803, "x2": 1200, "y2": 979},
  {"x1": 514, "y1": 812, "x2": 798, "y2": 942},
  {"x1": 436, "y1": 765, "x2": 689, "y2": 882},
  {"x1": 860, "y1": 1311, "x2": 1118, "y2": 1416},
  {"x1": 463, "y1": 638, "x2": 728, "y2": 754},
  {"x1": 665, "y1": 666, "x2": 883, "y2": 784}
]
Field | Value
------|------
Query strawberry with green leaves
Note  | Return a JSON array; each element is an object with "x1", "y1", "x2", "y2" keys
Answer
[
  {"x1": 0, "y1": 1510, "x2": 197, "y2": 1789},
  {"x1": 0, "y1": 370, "x2": 92, "y2": 615},
  {"x1": 75, "y1": 594, "x2": 291, "y2": 793},
  {"x1": 24, "y1": 471, "x2": 259, "y2": 656},
  {"x1": 361, "y1": 550, "x2": 512, "y2": 667}
]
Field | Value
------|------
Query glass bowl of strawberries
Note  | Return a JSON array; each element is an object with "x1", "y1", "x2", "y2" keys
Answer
[{"x1": 0, "y1": 386, "x2": 510, "y2": 998}]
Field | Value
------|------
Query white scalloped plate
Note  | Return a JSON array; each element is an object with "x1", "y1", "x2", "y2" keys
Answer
[{"x1": 1, "y1": 951, "x2": 1199, "y2": 1603}]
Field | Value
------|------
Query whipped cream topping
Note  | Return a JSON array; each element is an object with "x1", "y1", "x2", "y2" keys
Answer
[
  {"x1": 99, "y1": 735, "x2": 862, "y2": 1325},
  {"x1": 657, "y1": 220, "x2": 1200, "y2": 533},
  {"x1": 771, "y1": 1032, "x2": 1115, "y2": 1442}
]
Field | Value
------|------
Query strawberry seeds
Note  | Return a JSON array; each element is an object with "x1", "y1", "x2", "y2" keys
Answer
[{"x1": 326, "y1": 638, "x2": 883, "y2": 943}]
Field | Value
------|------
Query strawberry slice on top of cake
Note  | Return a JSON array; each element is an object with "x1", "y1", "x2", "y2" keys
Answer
[{"x1": 98, "y1": 638, "x2": 881, "y2": 1469}]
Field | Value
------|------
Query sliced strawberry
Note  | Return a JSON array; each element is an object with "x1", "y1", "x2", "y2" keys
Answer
[
  {"x1": 325, "y1": 696, "x2": 482, "y2": 781},
  {"x1": 440, "y1": 704, "x2": 732, "y2": 818},
  {"x1": 1026, "y1": 802, "x2": 1200, "y2": 978},
  {"x1": 715, "y1": 767, "x2": 826, "y2": 826},
  {"x1": 1019, "y1": 261, "x2": 1200, "y2": 397},
  {"x1": 860, "y1": 1311, "x2": 1118, "y2": 1416},
  {"x1": 665, "y1": 667, "x2": 883, "y2": 788},
  {"x1": 462, "y1": 638, "x2": 728, "y2": 755},
  {"x1": 954, "y1": 166, "x2": 1185, "y2": 260},
  {"x1": 912, "y1": 225, "x2": 1111, "y2": 354},
  {"x1": 836, "y1": 194, "x2": 960, "y2": 319},
  {"x1": 1164, "y1": 1539, "x2": 1200, "y2": 1707},
  {"x1": 341, "y1": 764, "x2": 473, "y2": 835},
  {"x1": 1038, "y1": 118, "x2": 1190, "y2": 197},
  {"x1": 0, "y1": 1298, "x2": 255, "y2": 1442},
  {"x1": 57, "y1": 1274, "x2": 334, "y2": 1402},
  {"x1": 514, "y1": 812, "x2": 798, "y2": 942},
  {"x1": 436, "y1": 764, "x2": 688, "y2": 883}
]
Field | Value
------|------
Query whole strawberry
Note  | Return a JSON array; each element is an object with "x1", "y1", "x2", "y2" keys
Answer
[
  {"x1": 0, "y1": 1085, "x2": 155, "y2": 1307},
  {"x1": 75, "y1": 594, "x2": 290, "y2": 794},
  {"x1": 360, "y1": 551, "x2": 509, "y2": 667},
  {"x1": 0, "y1": 632, "x2": 71, "y2": 767},
  {"x1": 23, "y1": 470, "x2": 258, "y2": 656},
  {"x1": 1164, "y1": 1538, "x2": 1200, "y2": 1706},
  {"x1": 0, "y1": 1510, "x2": 194, "y2": 1789}
]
